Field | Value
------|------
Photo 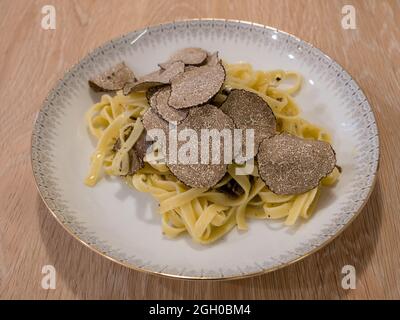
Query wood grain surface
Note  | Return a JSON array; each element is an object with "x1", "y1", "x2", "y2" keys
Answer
[{"x1": 0, "y1": 0, "x2": 399, "y2": 300}]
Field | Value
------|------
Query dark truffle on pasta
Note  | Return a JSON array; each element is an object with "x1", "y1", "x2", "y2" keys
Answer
[
  {"x1": 143, "y1": 104, "x2": 235, "y2": 188},
  {"x1": 123, "y1": 61, "x2": 184, "y2": 95},
  {"x1": 159, "y1": 47, "x2": 208, "y2": 69},
  {"x1": 149, "y1": 86, "x2": 188, "y2": 124},
  {"x1": 168, "y1": 63, "x2": 225, "y2": 109},
  {"x1": 89, "y1": 62, "x2": 135, "y2": 92},
  {"x1": 167, "y1": 105, "x2": 235, "y2": 188},
  {"x1": 257, "y1": 133, "x2": 336, "y2": 195},
  {"x1": 142, "y1": 108, "x2": 170, "y2": 140},
  {"x1": 220, "y1": 89, "x2": 276, "y2": 160}
]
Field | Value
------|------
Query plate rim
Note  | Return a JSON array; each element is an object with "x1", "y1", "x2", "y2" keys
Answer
[{"x1": 31, "y1": 18, "x2": 380, "y2": 281}]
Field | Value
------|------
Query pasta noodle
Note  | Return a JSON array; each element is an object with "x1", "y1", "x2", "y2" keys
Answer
[{"x1": 84, "y1": 62, "x2": 340, "y2": 244}]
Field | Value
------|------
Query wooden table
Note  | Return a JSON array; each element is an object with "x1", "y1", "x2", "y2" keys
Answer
[{"x1": 0, "y1": 0, "x2": 399, "y2": 300}]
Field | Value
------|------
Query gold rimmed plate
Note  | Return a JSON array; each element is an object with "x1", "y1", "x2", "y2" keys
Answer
[{"x1": 31, "y1": 19, "x2": 379, "y2": 280}]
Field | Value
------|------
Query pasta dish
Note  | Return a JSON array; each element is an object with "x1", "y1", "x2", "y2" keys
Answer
[{"x1": 84, "y1": 48, "x2": 340, "y2": 244}]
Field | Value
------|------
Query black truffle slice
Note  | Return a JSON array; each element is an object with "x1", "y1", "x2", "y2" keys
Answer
[
  {"x1": 113, "y1": 127, "x2": 151, "y2": 176},
  {"x1": 142, "y1": 108, "x2": 170, "y2": 145},
  {"x1": 257, "y1": 133, "x2": 337, "y2": 195},
  {"x1": 133, "y1": 130, "x2": 151, "y2": 162},
  {"x1": 168, "y1": 63, "x2": 226, "y2": 109},
  {"x1": 128, "y1": 130, "x2": 151, "y2": 175},
  {"x1": 142, "y1": 109, "x2": 169, "y2": 131},
  {"x1": 146, "y1": 86, "x2": 161, "y2": 102},
  {"x1": 220, "y1": 89, "x2": 276, "y2": 159},
  {"x1": 160, "y1": 48, "x2": 208, "y2": 68},
  {"x1": 184, "y1": 66, "x2": 198, "y2": 72},
  {"x1": 89, "y1": 62, "x2": 135, "y2": 92},
  {"x1": 128, "y1": 148, "x2": 142, "y2": 175},
  {"x1": 180, "y1": 52, "x2": 218, "y2": 71},
  {"x1": 149, "y1": 86, "x2": 188, "y2": 123},
  {"x1": 123, "y1": 61, "x2": 184, "y2": 95},
  {"x1": 167, "y1": 105, "x2": 235, "y2": 188}
]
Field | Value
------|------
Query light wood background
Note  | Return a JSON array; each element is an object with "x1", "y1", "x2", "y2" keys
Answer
[{"x1": 0, "y1": 0, "x2": 399, "y2": 300}]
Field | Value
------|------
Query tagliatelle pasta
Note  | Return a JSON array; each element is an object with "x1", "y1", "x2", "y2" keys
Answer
[{"x1": 84, "y1": 62, "x2": 340, "y2": 244}]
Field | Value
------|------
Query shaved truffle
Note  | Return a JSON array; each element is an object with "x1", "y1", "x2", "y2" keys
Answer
[
  {"x1": 89, "y1": 62, "x2": 135, "y2": 92},
  {"x1": 184, "y1": 66, "x2": 198, "y2": 72},
  {"x1": 146, "y1": 86, "x2": 160, "y2": 102},
  {"x1": 141, "y1": 108, "x2": 171, "y2": 156},
  {"x1": 167, "y1": 105, "x2": 235, "y2": 188},
  {"x1": 149, "y1": 86, "x2": 188, "y2": 123},
  {"x1": 160, "y1": 48, "x2": 208, "y2": 68},
  {"x1": 128, "y1": 148, "x2": 142, "y2": 175},
  {"x1": 142, "y1": 108, "x2": 170, "y2": 137},
  {"x1": 182, "y1": 51, "x2": 219, "y2": 72},
  {"x1": 220, "y1": 89, "x2": 276, "y2": 159},
  {"x1": 112, "y1": 127, "x2": 150, "y2": 176},
  {"x1": 123, "y1": 61, "x2": 184, "y2": 95},
  {"x1": 127, "y1": 130, "x2": 152, "y2": 175},
  {"x1": 133, "y1": 130, "x2": 151, "y2": 162},
  {"x1": 258, "y1": 133, "x2": 337, "y2": 195},
  {"x1": 169, "y1": 63, "x2": 226, "y2": 109},
  {"x1": 141, "y1": 108, "x2": 175, "y2": 163}
]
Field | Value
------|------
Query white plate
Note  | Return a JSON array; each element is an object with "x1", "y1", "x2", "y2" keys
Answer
[{"x1": 31, "y1": 19, "x2": 379, "y2": 280}]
